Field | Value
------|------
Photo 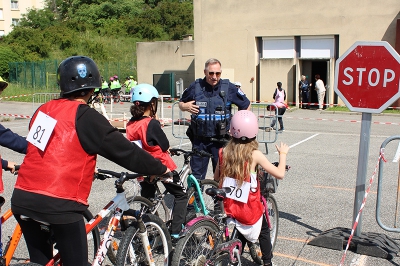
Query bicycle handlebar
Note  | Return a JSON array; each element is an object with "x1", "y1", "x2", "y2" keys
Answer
[
  {"x1": 170, "y1": 148, "x2": 212, "y2": 158},
  {"x1": 271, "y1": 162, "x2": 290, "y2": 171},
  {"x1": 95, "y1": 169, "x2": 173, "y2": 180},
  {"x1": 95, "y1": 169, "x2": 143, "y2": 180}
]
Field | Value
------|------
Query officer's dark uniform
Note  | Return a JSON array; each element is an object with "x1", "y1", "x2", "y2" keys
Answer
[{"x1": 180, "y1": 78, "x2": 250, "y2": 180}]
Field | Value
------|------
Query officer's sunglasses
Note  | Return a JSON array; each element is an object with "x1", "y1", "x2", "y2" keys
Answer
[{"x1": 208, "y1": 72, "x2": 221, "y2": 77}]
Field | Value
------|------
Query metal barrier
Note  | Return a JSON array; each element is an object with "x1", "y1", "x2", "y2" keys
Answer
[
  {"x1": 171, "y1": 102, "x2": 279, "y2": 153},
  {"x1": 32, "y1": 93, "x2": 59, "y2": 112},
  {"x1": 376, "y1": 135, "x2": 400, "y2": 233}
]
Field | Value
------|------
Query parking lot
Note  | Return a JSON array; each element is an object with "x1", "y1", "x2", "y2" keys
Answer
[{"x1": 2, "y1": 100, "x2": 400, "y2": 265}]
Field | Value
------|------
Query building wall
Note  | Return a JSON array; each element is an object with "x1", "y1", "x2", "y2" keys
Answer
[
  {"x1": 193, "y1": 0, "x2": 400, "y2": 105},
  {"x1": 136, "y1": 40, "x2": 195, "y2": 97},
  {"x1": 0, "y1": 0, "x2": 45, "y2": 36}
]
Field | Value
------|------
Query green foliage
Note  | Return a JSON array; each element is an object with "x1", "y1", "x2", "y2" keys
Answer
[
  {"x1": 0, "y1": 0, "x2": 193, "y2": 78},
  {"x1": 4, "y1": 27, "x2": 51, "y2": 60},
  {"x1": 0, "y1": 45, "x2": 22, "y2": 79},
  {"x1": 18, "y1": 8, "x2": 56, "y2": 30}
]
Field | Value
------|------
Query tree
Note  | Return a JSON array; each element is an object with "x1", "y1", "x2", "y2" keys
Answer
[
  {"x1": 0, "y1": 45, "x2": 22, "y2": 78},
  {"x1": 18, "y1": 8, "x2": 56, "y2": 30},
  {"x1": 4, "y1": 27, "x2": 51, "y2": 60}
]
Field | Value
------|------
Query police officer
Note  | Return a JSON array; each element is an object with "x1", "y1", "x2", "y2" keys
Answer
[{"x1": 179, "y1": 58, "x2": 251, "y2": 180}]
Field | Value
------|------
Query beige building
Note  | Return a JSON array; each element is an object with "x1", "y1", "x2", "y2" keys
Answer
[
  {"x1": 138, "y1": 0, "x2": 400, "y2": 107},
  {"x1": 0, "y1": 0, "x2": 45, "y2": 36}
]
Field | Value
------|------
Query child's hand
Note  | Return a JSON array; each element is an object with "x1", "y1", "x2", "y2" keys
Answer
[{"x1": 275, "y1": 142, "x2": 289, "y2": 155}]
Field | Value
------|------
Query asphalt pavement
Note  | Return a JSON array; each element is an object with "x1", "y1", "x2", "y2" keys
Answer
[{"x1": 2, "y1": 99, "x2": 400, "y2": 266}]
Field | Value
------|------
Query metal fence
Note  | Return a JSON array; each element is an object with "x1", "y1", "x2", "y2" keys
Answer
[
  {"x1": 171, "y1": 102, "x2": 280, "y2": 154},
  {"x1": 8, "y1": 60, "x2": 136, "y2": 90}
]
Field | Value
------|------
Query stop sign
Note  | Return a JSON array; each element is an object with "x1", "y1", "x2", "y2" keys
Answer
[{"x1": 334, "y1": 41, "x2": 400, "y2": 113}]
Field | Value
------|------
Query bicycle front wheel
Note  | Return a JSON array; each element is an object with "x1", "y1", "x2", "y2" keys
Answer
[
  {"x1": 115, "y1": 213, "x2": 171, "y2": 266},
  {"x1": 106, "y1": 196, "x2": 157, "y2": 265},
  {"x1": 249, "y1": 194, "x2": 279, "y2": 264},
  {"x1": 171, "y1": 219, "x2": 220, "y2": 266}
]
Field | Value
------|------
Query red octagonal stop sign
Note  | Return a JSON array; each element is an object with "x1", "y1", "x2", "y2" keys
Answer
[{"x1": 334, "y1": 41, "x2": 400, "y2": 113}]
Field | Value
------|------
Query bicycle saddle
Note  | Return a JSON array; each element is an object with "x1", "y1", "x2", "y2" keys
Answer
[{"x1": 205, "y1": 187, "x2": 231, "y2": 200}]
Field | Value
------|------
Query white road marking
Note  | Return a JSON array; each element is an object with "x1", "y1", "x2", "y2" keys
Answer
[{"x1": 275, "y1": 133, "x2": 320, "y2": 153}]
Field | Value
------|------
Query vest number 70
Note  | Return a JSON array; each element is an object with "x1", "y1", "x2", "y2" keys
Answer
[{"x1": 229, "y1": 186, "x2": 243, "y2": 198}]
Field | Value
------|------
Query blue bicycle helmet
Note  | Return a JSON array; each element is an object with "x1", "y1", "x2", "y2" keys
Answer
[{"x1": 130, "y1": 83, "x2": 159, "y2": 103}]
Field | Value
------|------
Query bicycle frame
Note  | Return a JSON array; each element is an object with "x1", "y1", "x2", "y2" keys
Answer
[
  {"x1": 0, "y1": 209, "x2": 23, "y2": 266},
  {"x1": 146, "y1": 149, "x2": 214, "y2": 222},
  {"x1": 187, "y1": 174, "x2": 209, "y2": 216},
  {"x1": 178, "y1": 193, "x2": 243, "y2": 265},
  {"x1": 45, "y1": 172, "x2": 157, "y2": 266}
]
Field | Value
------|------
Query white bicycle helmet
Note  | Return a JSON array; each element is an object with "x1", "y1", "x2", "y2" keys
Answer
[
  {"x1": 130, "y1": 83, "x2": 159, "y2": 103},
  {"x1": 230, "y1": 110, "x2": 258, "y2": 140}
]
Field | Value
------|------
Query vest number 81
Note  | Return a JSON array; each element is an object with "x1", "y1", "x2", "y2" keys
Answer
[{"x1": 33, "y1": 125, "x2": 45, "y2": 143}]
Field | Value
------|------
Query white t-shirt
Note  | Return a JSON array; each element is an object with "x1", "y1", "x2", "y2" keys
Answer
[{"x1": 315, "y1": 79, "x2": 326, "y2": 93}]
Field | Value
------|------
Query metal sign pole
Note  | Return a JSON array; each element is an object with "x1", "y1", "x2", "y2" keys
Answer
[{"x1": 353, "y1": 112, "x2": 372, "y2": 236}]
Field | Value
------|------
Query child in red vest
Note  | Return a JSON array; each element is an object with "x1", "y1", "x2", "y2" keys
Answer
[
  {"x1": 214, "y1": 110, "x2": 289, "y2": 266},
  {"x1": 126, "y1": 83, "x2": 187, "y2": 239}
]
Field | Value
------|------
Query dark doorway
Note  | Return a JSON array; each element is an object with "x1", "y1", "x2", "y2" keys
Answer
[{"x1": 310, "y1": 61, "x2": 328, "y2": 109}]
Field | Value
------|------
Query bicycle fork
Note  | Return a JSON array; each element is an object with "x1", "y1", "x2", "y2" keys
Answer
[
  {"x1": 92, "y1": 209, "x2": 122, "y2": 266},
  {"x1": 123, "y1": 208, "x2": 156, "y2": 266}
]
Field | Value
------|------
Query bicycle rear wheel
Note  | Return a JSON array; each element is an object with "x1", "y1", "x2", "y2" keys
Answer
[
  {"x1": 115, "y1": 213, "x2": 171, "y2": 266},
  {"x1": 171, "y1": 219, "x2": 220, "y2": 266},
  {"x1": 187, "y1": 179, "x2": 219, "y2": 218},
  {"x1": 249, "y1": 194, "x2": 279, "y2": 264}
]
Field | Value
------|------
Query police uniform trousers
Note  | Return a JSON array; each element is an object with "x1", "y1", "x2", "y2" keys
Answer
[{"x1": 190, "y1": 137, "x2": 224, "y2": 180}]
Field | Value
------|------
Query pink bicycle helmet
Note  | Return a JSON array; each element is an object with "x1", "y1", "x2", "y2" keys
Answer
[
  {"x1": 230, "y1": 110, "x2": 258, "y2": 140},
  {"x1": 109, "y1": 77, "x2": 114, "y2": 81},
  {"x1": 114, "y1": 75, "x2": 118, "y2": 79}
]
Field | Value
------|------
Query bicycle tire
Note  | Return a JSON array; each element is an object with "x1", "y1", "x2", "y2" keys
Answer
[
  {"x1": 249, "y1": 195, "x2": 279, "y2": 264},
  {"x1": 171, "y1": 219, "x2": 220, "y2": 266},
  {"x1": 115, "y1": 213, "x2": 171, "y2": 266},
  {"x1": 186, "y1": 179, "x2": 219, "y2": 218},
  {"x1": 106, "y1": 196, "x2": 157, "y2": 265},
  {"x1": 214, "y1": 253, "x2": 240, "y2": 266}
]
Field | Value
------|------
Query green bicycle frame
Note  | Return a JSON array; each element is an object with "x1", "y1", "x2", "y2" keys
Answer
[{"x1": 187, "y1": 174, "x2": 209, "y2": 216}]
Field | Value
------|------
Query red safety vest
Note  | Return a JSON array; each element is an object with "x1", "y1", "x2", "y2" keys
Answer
[
  {"x1": 126, "y1": 117, "x2": 176, "y2": 170},
  {"x1": 219, "y1": 149, "x2": 263, "y2": 225},
  {"x1": 15, "y1": 99, "x2": 96, "y2": 205}
]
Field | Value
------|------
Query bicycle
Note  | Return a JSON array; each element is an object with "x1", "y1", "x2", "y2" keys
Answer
[
  {"x1": 171, "y1": 163, "x2": 290, "y2": 265},
  {"x1": 106, "y1": 148, "x2": 219, "y2": 264},
  {"x1": 110, "y1": 89, "x2": 122, "y2": 103},
  {"x1": 15, "y1": 169, "x2": 171, "y2": 266},
  {"x1": 134, "y1": 148, "x2": 220, "y2": 220},
  {"x1": 0, "y1": 165, "x2": 99, "y2": 266},
  {"x1": 247, "y1": 163, "x2": 290, "y2": 264},
  {"x1": 171, "y1": 186, "x2": 244, "y2": 266}
]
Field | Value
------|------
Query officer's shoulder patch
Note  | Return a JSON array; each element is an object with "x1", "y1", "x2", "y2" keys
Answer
[{"x1": 237, "y1": 88, "x2": 245, "y2": 96}]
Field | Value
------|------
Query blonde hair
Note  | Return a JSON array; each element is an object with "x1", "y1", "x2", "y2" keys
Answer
[{"x1": 219, "y1": 138, "x2": 259, "y2": 187}]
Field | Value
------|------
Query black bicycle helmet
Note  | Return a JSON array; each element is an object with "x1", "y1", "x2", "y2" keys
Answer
[{"x1": 57, "y1": 56, "x2": 101, "y2": 95}]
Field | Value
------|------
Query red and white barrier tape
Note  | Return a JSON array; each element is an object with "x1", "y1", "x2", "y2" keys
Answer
[
  {"x1": 339, "y1": 149, "x2": 387, "y2": 266},
  {"x1": 0, "y1": 113, "x2": 31, "y2": 119},
  {"x1": 0, "y1": 94, "x2": 34, "y2": 101}
]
